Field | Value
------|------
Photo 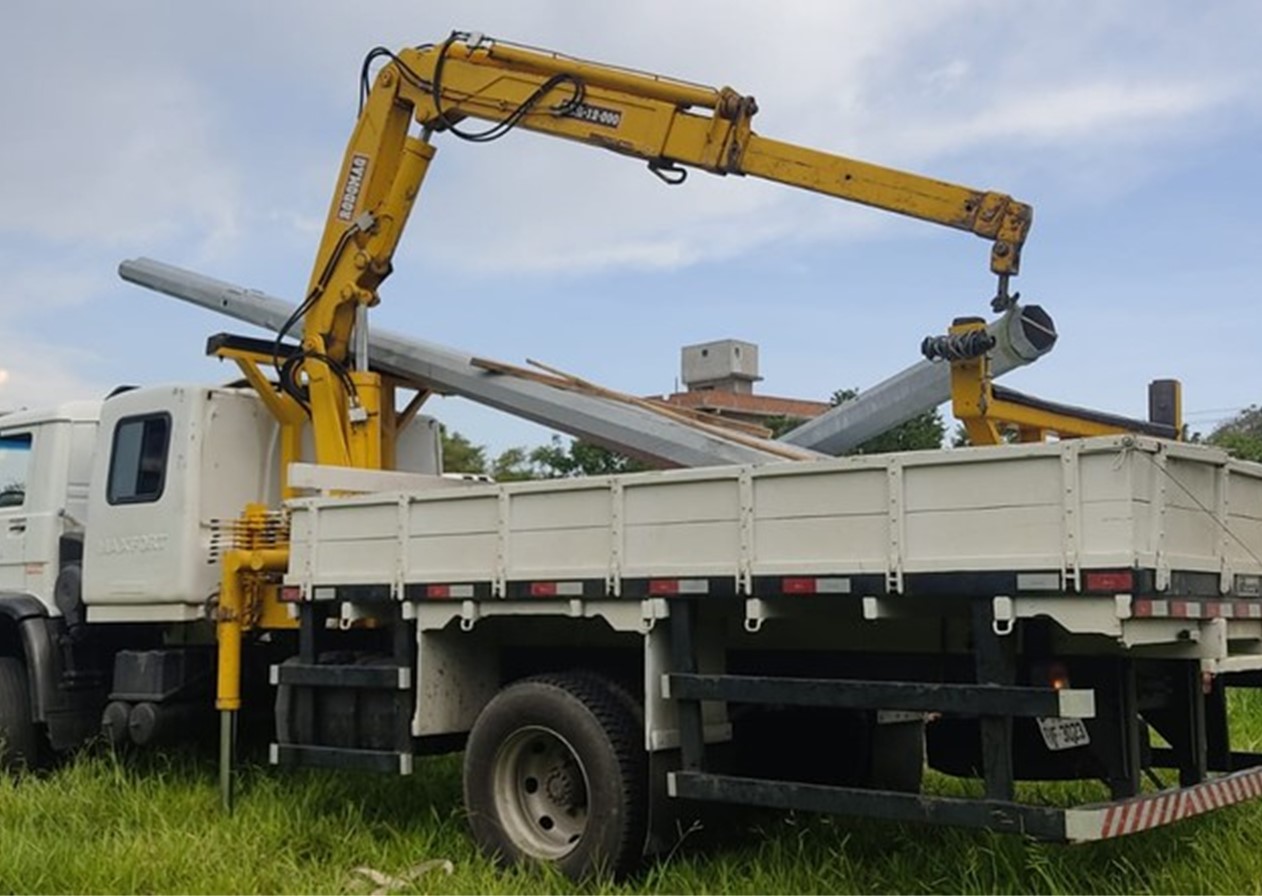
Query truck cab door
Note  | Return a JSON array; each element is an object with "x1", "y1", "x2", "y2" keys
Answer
[{"x1": 0, "y1": 431, "x2": 34, "y2": 593}]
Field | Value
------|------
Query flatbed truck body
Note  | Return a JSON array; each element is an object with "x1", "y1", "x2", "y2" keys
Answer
[
  {"x1": 6, "y1": 384, "x2": 1262, "y2": 876},
  {"x1": 282, "y1": 432, "x2": 1262, "y2": 842}
]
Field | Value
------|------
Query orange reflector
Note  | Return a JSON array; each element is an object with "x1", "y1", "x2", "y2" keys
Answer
[{"x1": 1048, "y1": 661, "x2": 1070, "y2": 691}]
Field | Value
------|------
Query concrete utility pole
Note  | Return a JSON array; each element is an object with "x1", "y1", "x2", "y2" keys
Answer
[
  {"x1": 119, "y1": 258, "x2": 821, "y2": 468},
  {"x1": 779, "y1": 305, "x2": 1056, "y2": 455}
]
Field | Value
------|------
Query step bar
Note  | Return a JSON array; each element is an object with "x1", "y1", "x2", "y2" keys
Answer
[
  {"x1": 270, "y1": 743, "x2": 413, "y2": 775},
  {"x1": 669, "y1": 764, "x2": 1262, "y2": 843}
]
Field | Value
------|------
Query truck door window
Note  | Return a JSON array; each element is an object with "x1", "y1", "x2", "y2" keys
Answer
[
  {"x1": 0, "y1": 433, "x2": 32, "y2": 508},
  {"x1": 107, "y1": 414, "x2": 171, "y2": 504}
]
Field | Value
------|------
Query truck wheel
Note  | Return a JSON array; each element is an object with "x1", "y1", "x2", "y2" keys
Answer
[
  {"x1": 0, "y1": 656, "x2": 39, "y2": 771},
  {"x1": 463, "y1": 672, "x2": 647, "y2": 880}
]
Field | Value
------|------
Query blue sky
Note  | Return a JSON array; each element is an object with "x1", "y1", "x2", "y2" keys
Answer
[{"x1": 2, "y1": 1, "x2": 1259, "y2": 453}]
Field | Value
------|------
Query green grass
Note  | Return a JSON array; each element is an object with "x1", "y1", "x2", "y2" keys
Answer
[{"x1": 4, "y1": 694, "x2": 1262, "y2": 894}]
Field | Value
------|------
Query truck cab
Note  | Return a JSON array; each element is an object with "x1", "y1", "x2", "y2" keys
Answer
[
  {"x1": 0, "y1": 400, "x2": 99, "y2": 609},
  {"x1": 81, "y1": 384, "x2": 283, "y2": 624},
  {"x1": 0, "y1": 383, "x2": 442, "y2": 764}
]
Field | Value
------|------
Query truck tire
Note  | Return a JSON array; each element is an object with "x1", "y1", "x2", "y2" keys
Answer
[
  {"x1": 0, "y1": 656, "x2": 39, "y2": 771},
  {"x1": 463, "y1": 672, "x2": 647, "y2": 880}
]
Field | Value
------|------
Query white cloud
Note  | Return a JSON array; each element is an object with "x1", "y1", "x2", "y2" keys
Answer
[
  {"x1": 0, "y1": 265, "x2": 102, "y2": 322},
  {"x1": 291, "y1": 3, "x2": 1258, "y2": 276},
  {"x1": 0, "y1": 70, "x2": 240, "y2": 253},
  {"x1": 891, "y1": 80, "x2": 1235, "y2": 159},
  {"x1": 0, "y1": 338, "x2": 107, "y2": 413},
  {"x1": 921, "y1": 60, "x2": 971, "y2": 95},
  {"x1": 1, "y1": 1, "x2": 1260, "y2": 419},
  {"x1": 6, "y1": 2, "x2": 1252, "y2": 280}
]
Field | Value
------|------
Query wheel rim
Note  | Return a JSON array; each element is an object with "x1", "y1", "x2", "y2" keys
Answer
[{"x1": 492, "y1": 725, "x2": 590, "y2": 859}]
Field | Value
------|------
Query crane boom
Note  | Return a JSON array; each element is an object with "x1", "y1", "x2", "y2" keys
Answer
[{"x1": 292, "y1": 31, "x2": 1034, "y2": 470}]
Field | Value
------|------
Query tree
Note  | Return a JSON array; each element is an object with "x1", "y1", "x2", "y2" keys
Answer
[
  {"x1": 440, "y1": 427, "x2": 488, "y2": 474},
  {"x1": 1207, "y1": 406, "x2": 1262, "y2": 462},
  {"x1": 440, "y1": 427, "x2": 648, "y2": 481},
  {"x1": 762, "y1": 415, "x2": 807, "y2": 439},
  {"x1": 828, "y1": 388, "x2": 946, "y2": 454},
  {"x1": 764, "y1": 390, "x2": 945, "y2": 452},
  {"x1": 951, "y1": 422, "x2": 1020, "y2": 448},
  {"x1": 529, "y1": 436, "x2": 652, "y2": 479},
  {"x1": 489, "y1": 446, "x2": 536, "y2": 482}
]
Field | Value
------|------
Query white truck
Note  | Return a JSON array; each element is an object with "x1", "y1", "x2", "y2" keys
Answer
[
  {"x1": 6, "y1": 383, "x2": 1262, "y2": 878},
  {"x1": 5, "y1": 32, "x2": 1262, "y2": 881}
]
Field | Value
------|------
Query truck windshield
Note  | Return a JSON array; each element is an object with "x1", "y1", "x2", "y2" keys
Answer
[{"x1": 0, "y1": 433, "x2": 32, "y2": 508}]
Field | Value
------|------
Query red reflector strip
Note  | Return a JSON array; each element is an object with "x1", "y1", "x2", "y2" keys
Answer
[
  {"x1": 1084, "y1": 570, "x2": 1134, "y2": 592},
  {"x1": 424, "y1": 584, "x2": 475, "y2": 599},
  {"x1": 278, "y1": 586, "x2": 302, "y2": 603},
  {"x1": 782, "y1": 577, "x2": 851, "y2": 595},
  {"x1": 648, "y1": 579, "x2": 709, "y2": 596},
  {"x1": 527, "y1": 581, "x2": 583, "y2": 597}
]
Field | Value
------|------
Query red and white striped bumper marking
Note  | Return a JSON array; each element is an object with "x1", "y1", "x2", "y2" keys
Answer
[
  {"x1": 1068, "y1": 766, "x2": 1262, "y2": 841},
  {"x1": 1131, "y1": 599, "x2": 1262, "y2": 620}
]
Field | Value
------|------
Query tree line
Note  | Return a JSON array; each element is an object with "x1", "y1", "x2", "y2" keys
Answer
[{"x1": 443, "y1": 394, "x2": 1262, "y2": 480}]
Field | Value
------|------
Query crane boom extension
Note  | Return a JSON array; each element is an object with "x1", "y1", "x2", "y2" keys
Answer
[{"x1": 295, "y1": 31, "x2": 1033, "y2": 470}]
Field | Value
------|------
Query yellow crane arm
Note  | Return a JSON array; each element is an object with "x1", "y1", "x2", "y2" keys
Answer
[{"x1": 293, "y1": 31, "x2": 1033, "y2": 468}]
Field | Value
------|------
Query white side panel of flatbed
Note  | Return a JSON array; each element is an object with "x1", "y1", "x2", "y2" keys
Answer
[{"x1": 286, "y1": 437, "x2": 1262, "y2": 596}]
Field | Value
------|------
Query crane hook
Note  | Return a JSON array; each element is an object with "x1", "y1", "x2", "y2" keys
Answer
[{"x1": 991, "y1": 274, "x2": 1020, "y2": 313}]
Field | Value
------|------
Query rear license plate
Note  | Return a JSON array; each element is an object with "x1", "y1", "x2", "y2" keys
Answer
[{"x1": 1036, "y1": 716, "x2": 1090, "y2": 751}]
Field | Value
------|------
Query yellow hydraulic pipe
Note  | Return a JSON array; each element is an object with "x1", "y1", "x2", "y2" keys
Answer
[
  {"x1": 216, "y1": 537, "x2": 288, "y2": 812},
  {"x1": 347, "y1": 370, "x2": 383, "y2": 470},
  {"x1": 215, "y1": 546, "x2": 289, "y2": 712}
]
